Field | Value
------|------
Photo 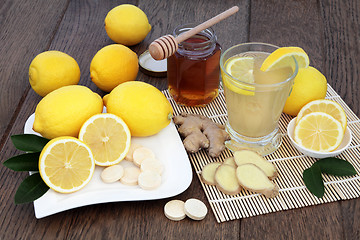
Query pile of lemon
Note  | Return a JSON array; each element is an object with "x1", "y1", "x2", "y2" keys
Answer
[
  {"x1": 26, "y1": 5, "x2": 174, "y2": 194},
  {"x1": 35, "y1": 81, "x2": 172, "y2": 194}
]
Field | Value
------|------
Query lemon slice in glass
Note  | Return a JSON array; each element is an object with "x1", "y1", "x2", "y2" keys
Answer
[
  {"x1": 260, "y1": 47, "x2": 309, "y2": 72},
  {"x1": 79, "y1": 113, "x2": 131, "y2": 166},
  {"x1": 294, "y1": 112, "x2": 344, "y2": 152},
  {"x1": 296, "y1": 99, "x2": 347, "y2": 132},
  {"x1": 39, "y1": 137, "x2": 95, "y2": 193},
  {"x1": 223, "y1": 56, "x2": 255, "y2": 95},
  {"x1": 226, "y1": 56, "x2": 255, "y2": 83}
]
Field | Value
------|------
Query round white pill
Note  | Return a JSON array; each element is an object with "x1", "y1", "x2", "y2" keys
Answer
[
  {"x1": 133, "y1": 147, "x2": 155, "y2": 167},
  {"x1": 138, "y1": 170, "x2": 161, "y2": 190},
  {"x1": 120, "y1": 167, "x2": 141, "y2": 186},
  {"x1": 140, "y1": 158, "x2": 164, "y2": 175},
  {"x1": 100, "y1": 165, "x2": 124, "y2": 183},
  {"x1": 164, "y1": 200, "x2": 186, "y2": 221},
  {"x1": 184, "y1": 198, "x2": 208, "y2": 220},
  {"x1": 125, "y1": 143, "x2": 142, "y2": 162}
]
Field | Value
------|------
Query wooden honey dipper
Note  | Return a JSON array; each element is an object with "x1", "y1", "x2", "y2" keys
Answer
[{"x1": 148, "y1": 6, "x2": 239, "y2": 60}]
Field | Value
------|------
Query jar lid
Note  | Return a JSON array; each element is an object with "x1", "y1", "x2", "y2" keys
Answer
[{"x1": 139, "y1": 50, "x2": 167, "y2": 77}]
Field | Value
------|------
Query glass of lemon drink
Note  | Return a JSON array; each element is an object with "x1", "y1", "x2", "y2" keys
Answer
[{"x1": 220, "y1": 43, "x2": 298, "y2": 155}]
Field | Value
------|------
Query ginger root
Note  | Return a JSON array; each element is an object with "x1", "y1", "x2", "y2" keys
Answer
[
  {"x1": 214, "y1": 164, "x2": 241, "y2": 195},
  {"x1": 173, "y1": 112, "x2": 230, "y2": 158},
  {"x1": 201, "y1": 162, "x2": 222, "y2": 185},
  {"x1": 234, "y1": 150, "x2": 278, "y2": 179},
  {"x1": 236, "y1": 163, "x2": 279, "y2": 198}
]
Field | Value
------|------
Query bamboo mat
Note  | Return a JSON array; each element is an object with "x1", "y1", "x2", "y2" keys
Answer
[{"x1": 163, "y1": 84, "x2": 360, "y2": 223}]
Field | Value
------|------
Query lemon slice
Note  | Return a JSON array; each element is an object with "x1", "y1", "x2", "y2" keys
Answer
[
  {"x1": 222, "y1": 56, "x2": 255, "y2": 96},
  {"x1": 226, "y1": 56, "x2": 255, "y2": 83},
  {"x1": 296, "y1": 99, "x2": 347, "y2": 131},
  {"x1": 294, "y1": 112, "x2": 344, "y2": 152},
  {"x1": 79, "y1": 113, "x2": 131, "y2": 166},
  {"x1": 39, "y1": 137, "x2": 95, "y2": 193},
  {"x1": 260, "y1": 47, "x2": 309, "y2": 72}
]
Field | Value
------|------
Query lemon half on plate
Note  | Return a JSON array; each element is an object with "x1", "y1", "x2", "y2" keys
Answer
[
  {"x1": 294, "y1": 112, "x2": 344, "y2": 152},
  {"x1": 39, "y1": 137, "x2": 95, "y2": 193},
  {"x1": 79, "y1": 113, "x2": 131, "y2": 166}
]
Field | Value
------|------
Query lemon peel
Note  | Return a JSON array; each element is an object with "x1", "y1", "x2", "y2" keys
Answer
[
  {"x1": 105, "y1": 4, "x2": 151, "y2": 46},
  {"x1": 106, "y1": 81, "x2": 173, "y2": 137},
  {"x1": 29, "y1": 51, "x2": 80, "y2": 97}
]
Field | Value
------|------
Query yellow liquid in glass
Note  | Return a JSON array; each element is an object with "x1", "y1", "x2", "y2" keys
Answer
[{"x1": 223, "y1": 52, "x2": 294, "y2": 138}]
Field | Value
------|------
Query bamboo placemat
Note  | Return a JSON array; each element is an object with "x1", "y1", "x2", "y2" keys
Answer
[{"x1": 163, "y1": 84, "x2": 360, "y2": 223}]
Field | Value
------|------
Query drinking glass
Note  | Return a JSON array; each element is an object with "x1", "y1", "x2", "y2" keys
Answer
[{"x1": 220, "y1": 43, "x2": 298, "y2": 155}]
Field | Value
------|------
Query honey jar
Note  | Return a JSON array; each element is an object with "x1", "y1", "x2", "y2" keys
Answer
[{"x1": 167, "y1": 23, "x2": 221, "y2": 106}]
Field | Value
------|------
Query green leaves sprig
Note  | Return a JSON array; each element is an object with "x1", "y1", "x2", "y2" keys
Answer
[
  {"x1": 302, "y1": 157, "x2": 357, "y2": 198},
  {"x1": 3, "y1": 134, "x2": 50, "y2": 204}
]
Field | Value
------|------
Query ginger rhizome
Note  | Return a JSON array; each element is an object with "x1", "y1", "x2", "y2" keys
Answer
[
  {"x1": 200, "y1": 150, "x2": 279, "y2": 198},
  {"x1": 173, "y1": 112, "x2": 230, "y2": 158}
]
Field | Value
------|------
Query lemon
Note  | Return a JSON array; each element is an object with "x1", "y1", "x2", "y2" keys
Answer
[
  {"x1": 106, "y1": 81, "x2": 173, "y2": 137},
  {"x1": 294, "y1": 112, "x2": 344, "y2": 152},
  {"x1": 260, "y1": 47, "x2": 309, "y2": 71},
  {"x1": 39, "y1": 137, "x2": 95, "y2": 193},
  {"x1": 296, "y1": 99, "x2": 347, "y2": 131},
  {"x1": 90, "y1": 44, "x2": 138, "y2": 92},
  {"x1": 33, "y1": 85, "x2": 103, "y2": 139},
  {"x1": 29, "y1": 51, "x2": 80, "y2": 97},
  {"x1": 226, "y1": 56, "x2": 255, "y2": 83},
  {"x1": 103, "y1": 94, "x2": 110, "y2": 107},
  {"x1": 79, "y1": 113, "x2": 131, "y2": 166},
  {"x1": 105, "y1": 4, "x2": 151, "y2": 46},
  {"x1": 283, "y1": 66, "x2": 327, "y2": 116},
  {"x1": 222, "y1": 56, "x2": 255, "y2": 96}
]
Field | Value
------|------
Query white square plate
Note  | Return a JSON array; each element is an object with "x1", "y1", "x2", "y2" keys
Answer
[{"x1": 24, "y1": 113, "x2": 192, "y2": 218}]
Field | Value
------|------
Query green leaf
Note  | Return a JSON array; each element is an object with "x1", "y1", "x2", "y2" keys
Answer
[
  {"x1": 303, "y1": 164, "x2": 324, "y2": 198},
  {"x1": 14, "y1": 173, "x2": 49, "y2": 204},
  {"x1": 3, "y1": 152, "x2": 40, "y2": 171},
  {"x1": 11, "y1": 134, "x2": 49, "y2": 152},
  {"x1": 314, "y1": 157, "x2": 357, "y2": 176}
]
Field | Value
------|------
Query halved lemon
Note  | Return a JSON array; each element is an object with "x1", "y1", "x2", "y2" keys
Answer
[
  {"x1": 222, "y1": 56, "x2": 255, "y2": 95},
  {"x1": 78, "y1": 113, "x2": 131, "y2": 166},
  {"x1": 294, "y1": 112, "x2": 344, "y2": 152},
  {"x1": 39, "y1": 137, "x2": 95, "y2": 193},
  {"x1": 260, "y1": 47, "x2": 309, "y2": 72},
  {"x1": 296, "y1": 99, "x2": 347, "y2": 131}
]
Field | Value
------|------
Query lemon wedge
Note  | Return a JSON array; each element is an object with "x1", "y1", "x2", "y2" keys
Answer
[
  {"x1": 296, "y1": 99, "x2": 347, "y2": 132},
  {"x1": 39, "y1": 137, "x2": 95, "y2": 193},
  {"x1": 294, "y1": 112, "x2": 344, "y2": 152},
  {"x1": 79, "y1": 113, "x2": 131, "y2": 166},
  {"x1": 260, "y1": 47, "x2": 309, "y2": 72}
]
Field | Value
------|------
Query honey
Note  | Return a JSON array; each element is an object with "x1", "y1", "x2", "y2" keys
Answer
[{"x1": 167, "y1": 24, "x2": 221, "y2": 106}]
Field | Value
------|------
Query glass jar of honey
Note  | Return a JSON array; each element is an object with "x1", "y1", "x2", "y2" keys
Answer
[{"x1": 167, "y1": 23, "x2": 221, "y2": 106}]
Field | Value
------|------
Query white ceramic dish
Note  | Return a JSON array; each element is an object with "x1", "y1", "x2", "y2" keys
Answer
[
  {"x1": 287, "y1": 118, "x2": 352, "y2": 158},
  {"x1": 24, "y1": 113, "x2": 192, "y2": 219}
]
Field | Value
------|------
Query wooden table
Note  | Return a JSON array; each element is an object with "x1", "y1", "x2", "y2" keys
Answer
[{"x1": 1, "y1": 0, "x2": 359, "y2": 239}]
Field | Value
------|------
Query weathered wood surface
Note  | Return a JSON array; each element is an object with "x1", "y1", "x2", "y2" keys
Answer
[{"x1": 0, "y1": 0, "x2": 359, "y2": 239}]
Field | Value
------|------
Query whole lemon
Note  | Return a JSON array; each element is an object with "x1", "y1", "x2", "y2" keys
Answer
[
  {"x1": 33, "y1": 85, "x2": 103, "y2": 139},
  {"x1": 106, "y1": 81, "x2": 173, "y2": 137},
  {"x1": 90, "y1": 44, "x2": 138, "y2": 92},
  {"x1": 29, "y1": 51, "x2": 80, "y2": 97},
  {"x1": 283, "y1": 66, "x2": 327, "y2": 116},
  {"x1": 104, "y1": 4, "x2": 151, "y2": 46}
]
